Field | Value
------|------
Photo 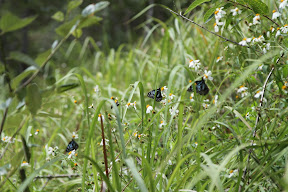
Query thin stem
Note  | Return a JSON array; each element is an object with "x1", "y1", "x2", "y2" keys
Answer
[
  {"x1": 100, "y1": 115, "x2": 109, "y2": 179},
  {"x1": 167, "y1": 8, "x2": 251, "y2": 48},
  {"x1": 0, "y1": 107, "x2": 9, "y2": 138},
  {"x1": 226, "y1": 0, "x2": 280, "y2": 27},
  {"x1": 35, "y1": 174, "x2": 81, "y2": 179},
  {"x1": 240, "y1": 53, "x2": 284, "y2": 191}
]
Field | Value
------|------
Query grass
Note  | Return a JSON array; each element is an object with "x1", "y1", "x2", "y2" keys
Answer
[{"x1": 1, "y1": 2, "x2": 288, "y2": 192}]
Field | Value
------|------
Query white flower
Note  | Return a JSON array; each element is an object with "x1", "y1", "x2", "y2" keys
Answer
[
  {"x1": 262, "y1": 43, "x2": 270, "y2": 54},
  {"x1": 98, "y1": 114, "x2": 104, "y2": 122},
  {"x1": 257, "y1": 35, "x2": 265, "y2": 42},
  {"x1": 253, "y1": 14, "x2": 261, "y2": 25},
  {"x1": 94, "y1": 85, "x2": 100, "y2": 93},
  {"x1": 213, "y1": 95, "x2": 218, "y2": 105},
  {"x1": 131, "y1": 101, "x2": 137, "y2": 110},
  {"x1": 202, "y1": 100, "x2": 210, "y2": 109},
  {"x1": 203, "y1": 70, "x2": 213, "y2": 81},
  {"x1": 258, "y1": 64, "x2": 264, "y2": 70},
  {"x1": 1, "y1": 136, "x2": 10, "y2": 143},
  {"x1": 189, "y1": 59, "x2": 201, "y2": 71},
  {"x1": 88, "y1": 104, "x2": 94, "y2": 109},
  {"x1": 34, "y1": 129, "x2": 40, "y2": 135},
  {"x1": 68, "y1": 149, "x2": 76, "y2": 159},
  {"x1": 146, "y1": 105, "x2": 153, "y2": 114},
  {"x1": 193, "y1": 142, "x2": 198, "y2": 147},
  {"x1": 190, "y1": 93, "x2": 195, "y2": 102},
  {"x1": 213, "y1": 20, "x2": 224, "y2": 32},
  {"x1": 271, "y1": 27, "x2": 275, "y2": 32},
  {"x1": 47, "y1": 146, "x2": 58, "y2": 156},
  {"x1": 254, "y1": 90, "x2": 263, "y2": 98},
  {"x1": 72, "y1": 132, "x2": 78, "y2": 139},
  {"x1": 237, "y1": 85, "x2": 248, "y2": 98},
  {"x1": 21, "y1": 161, "x2": 29, "y2": 167},
  {"x1": 279, "y1": 0, "x2": 288, "y2": 9},
  {"x1": 161, "y1": 86, "x2": 168, "y2": 97},
  {"x1": 214, "y1": 7, "x2": 226, "y2": 20},
  {"x1": 168, "y1": 93, "x2": 175, "y2": 100},
  {"x1": 280, "y1": 24, "x2": 288, "y2": 33},
  {"x1": 228, "y1": 169, "x2": 238, "y2": 178},
  {"x1": 272, "y1": 10, "x2": 281, "y2": 19},
  {"x1": 245, "y1": 112, "x2": 250, "y2": 120},
  {"x1": 239, "y1": 37, "x2": 252, "y2": 46},
  {"x1": 169, "y1": 107, "x2": 179, "y2": 116},
  {"x1": 160, "y1": 99, "x2": 167, "y2": 105},
  {"x1": 159, "y1": 121, "x2": 166, "y2": 128},
  {"x1": 276, "y1": 28, "x2": 281, "y2": 37},
  {"x1": 216, "y1": 56, "x2": 223, "y2": 62},
  {"x1": 231, "y1": 7, "x2": 241, "y2": 16},
  {"x1": 99, "y1": 139, "x2": 109, "y2": 146}
]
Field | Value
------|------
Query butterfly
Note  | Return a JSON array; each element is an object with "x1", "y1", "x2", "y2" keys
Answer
[
  {"x1": 66, "y1": 139, "x2": 79, "y2": 152},
  {"x1": 187, "y1": 78, "x2": 209, "y2": 95},
  {"x1": 147, "y1": 88, "x2": 163, "y2": 102}
]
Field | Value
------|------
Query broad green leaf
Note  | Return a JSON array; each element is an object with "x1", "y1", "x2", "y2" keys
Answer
[
  {"x1": 8, "y1": 51, "x2": 39, "y2": 67},
  {"x1": 82, "y1": 1, "x2": 110, "y2": 17},
  {"x1": 25, "y1": 83, "x2": 42, "y2": 115},
  {"x1": 35, "y1": 49, "x2": 51, "y2": 65},
  {"x1": 246, "y1": 0, "x2": 268, "y2": 15},
  {"x1": 11, "y1": 66, "x2": 37, "y2": 89},
  {"x1": 0, "y1": 12, "x2": 37, "y2": 34},
  {"x1": 55, "y1": 16, "x2": 80, "y2": 37},
  {"x1": 184, "y1": 0, "x2": 211, "y2": 15},
  {"x1": 78, "y1": 16, "x2": 102, "y2": 29},
  {"x1": 68, "y1": 0, "x2": 83, "y2": 13},
  {"x1": 51, "y1": 11, "x2": 64, "y2": 22}
]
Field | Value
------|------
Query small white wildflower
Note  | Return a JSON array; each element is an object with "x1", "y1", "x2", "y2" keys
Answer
[
  {"x1": 93, "y1": 85, "x2": 100, "y2": 93},
  {"x1": 228, "y1": 169, "x2": 238, "y2": 178},
  {"x1": 190, "y1": 93, "x2": 195, "y2": 102},
  {"x1": 279, "y1": 0, "x2": 288, "y2": 9},
  {"x1": 216, "y1": 56, "x2": 223, "y2": 63},
  {"x1": 68, "y1": 149, "x2": 76, "y2": 159},
  {"x1": 245, "y1": 112, "x2": 250, "y2": 120},
  {"x1": 231, "y1": 7, "x2": 241, "y2": 16},
  {"x1": 72, "y1": 132, "x2": 78, "y2": 139},
  {"x1": 146, "y1": 105, "x2": 153, "y2": 114},
  {"x1": 160, "y1": 99, "x2": 167, "y2": 105},
  {"x1": 169, "y1": 107, "x2": 179, "y2": 116},
  {"x1": 88, "y1": 104, "x2": 94, "y2": 109},
  {"x1": 34, "y1": 129, "x2": 40, "y2": 135},
  {"x1": 189, "y1": 59, "x2": 201, "y2": 71},
  {"x1": 239, "y1": 37, "x2": 252, "y2": 46},
  {"x1": 214, "y1": 20, "x2": 224, "y2": 32},
  {"x1": 253, "y1": 14, "x2": 261, "y2": 25},
  {"x1": 161, "y1": 86, "x2": 168, "y2": 97},
  {"x1": 280, "y1": 24, "x2": 288, "y2": 33},
  {"x1": 262, "y1": 43, "x2": 270, "y2": 54},
  {"x1": 213, "y1": 95, "x2": 218, "y2": 105},
  {"x1": 237, "y1": 85, "x2": 248, "y2": 98},
  {"x1": 276, "y1": 28, "x2": 281, "y2": 37},
  {"x1": 193, "y1": 142, "x2": 198, "y2": 148},
  {"x1": 21, "y1": 161, "x2": 29, "y2": 167},
  {"x1": 203, "y1": 70, "x2": 213, "y2": 81},
  {"x1": 99, "y1": 139, "x2": 109, "y2": 146},
  {"x1": 258, "y1": 64, "x2": 264, "y2": 70},
  {"x1": 168, "y1": 93, "x2": 175, "y2": 100},
  {"x1": 159, "y1": 121, "x2": 166, "y2": 128},
  {"x1": 272, "y1": 10, "x2": 281, "y2": 19},
  {"x1": 254, "y1": 90, "x2": 263, "y2": 98},
  {"x1": 98, "y1": 114, "x2": 104, "y2": 122},
  {"x1": 214, "y1": 7, "x2": 226, "y2": 20},
  {"x1": 47, "y1": 146, "x2": 58, "y2": 156}
]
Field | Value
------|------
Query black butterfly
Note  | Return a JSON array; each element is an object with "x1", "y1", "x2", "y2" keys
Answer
[
  {"x1": 147, "y1": 88, "x2": 162, "y2": 102},
  {"x1": 66, "y1": 139, "x2": 79, "y2": 152},
  {"x1": 187, "y1": 78, "x2": 209, "y2": 95}
]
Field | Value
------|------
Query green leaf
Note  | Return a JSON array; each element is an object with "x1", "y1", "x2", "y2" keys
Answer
[
  {"x1": 78, "y1": 16, "x2": 102, "y2": 29},
  {"x1": 184, "y1": 0, "x2": 211, "y2": 15},
  {"x1": 20, "y1": 135, "x2": 31, "y2": 163},
  {"x1": 11, "y1": 66, "x2": 37, "y2": 89},
  {"x1": 55, "y1": 16, "x2": 80, "y2": 37},
  {"x1": 35, "y1": 49, "x2": 51, "y2": 65},
  {"x1": 203, "y1": 4, "x2": 220, "y2": 22},
  {"x1": 51, "y1": 11, "x2": 64, "y2": 22},
  {"x1": 246, "y1": 0, "x2": 268, "y2": 15},
  {"x1": 0, "y1": 12, "x2": 37, "y2": 34},
  {"x1": 56, "y1": 83, "x2": 79, "y2": 93},
  {"x1": 82, "y1": 1, "x2": 110, "y2": 16},
  {"x1": 25, "y1": 83, "x2": 42, "y2": 115},
  {"x1": 8, "y1": 51, "x2": 39, "y2": 67},
  {"x1": 68, "y1": 0, "x2": 83, "y2": 13}
]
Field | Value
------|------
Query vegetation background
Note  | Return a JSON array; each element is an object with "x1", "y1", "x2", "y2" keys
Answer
[{"x1": 0, "y1": 0, "x2": 288, "y2": 191}]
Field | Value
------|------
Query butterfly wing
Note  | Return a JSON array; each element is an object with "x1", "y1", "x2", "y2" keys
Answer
[
  {"x1": 66, "y1": 139, "x2": 79, "y2": 152},
  {"x1": 195, "y1": 79, "x2": 209, "y2": 95},
  {"x1": 147, "y1": 88, "x2": 162, "y2": 102},
  {"x1": 187, "y1": 85, "x2": 193, "y2": 92}
]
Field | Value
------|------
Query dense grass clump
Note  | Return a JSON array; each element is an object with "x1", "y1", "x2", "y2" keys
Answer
[{"x1": 1, "y1": 1, "x2": 288, "y2": 191}]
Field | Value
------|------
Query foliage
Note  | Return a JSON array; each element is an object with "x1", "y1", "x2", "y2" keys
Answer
[{"x1": 1, "y1": 0, "x2": 288, "y2": 191}]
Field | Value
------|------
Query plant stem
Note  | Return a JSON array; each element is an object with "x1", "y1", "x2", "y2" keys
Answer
[{"x1": 100, "y1": 115, "x2": 109, "y2": 179}]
